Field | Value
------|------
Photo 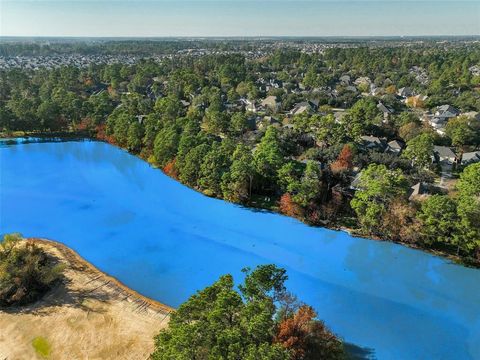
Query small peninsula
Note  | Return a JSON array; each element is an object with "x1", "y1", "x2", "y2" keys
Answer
[{"x1": 0, "y1": 238, "x2": 172, "y2": 359}]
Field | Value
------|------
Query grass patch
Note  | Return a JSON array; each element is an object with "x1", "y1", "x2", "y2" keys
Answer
[{"x1": 32, "y1": 336, "x2": 51, "y2": 358}]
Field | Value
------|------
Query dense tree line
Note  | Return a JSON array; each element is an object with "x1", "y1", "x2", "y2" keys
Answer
[
  {"x1": 351, "y1": 163, "x2": 480, "y2": 257},
  {"x1": 1, "y1": 43, "x2": 480, "y2": 264},
  {"x1": 150, "y1": 265, "x2": 345, "y2": 360}
]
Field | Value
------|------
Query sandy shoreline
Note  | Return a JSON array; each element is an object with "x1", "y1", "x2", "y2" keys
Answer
[{"x1": 0, "y1": 238, "x2": 173, "y2": 359}]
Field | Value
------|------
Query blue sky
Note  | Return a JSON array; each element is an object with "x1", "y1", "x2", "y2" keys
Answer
[{"x1": 1, "y1": 1, "x2": 479, "y2": 37}]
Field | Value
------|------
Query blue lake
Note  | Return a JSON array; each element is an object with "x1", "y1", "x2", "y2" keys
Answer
[{"x1": 1, "y1": 139, "x2": 479, "y2": 359}]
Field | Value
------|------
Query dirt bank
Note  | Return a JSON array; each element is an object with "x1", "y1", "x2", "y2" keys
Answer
[{"x1": 0, "y1": 238, "x2": 172, "y2": 360}]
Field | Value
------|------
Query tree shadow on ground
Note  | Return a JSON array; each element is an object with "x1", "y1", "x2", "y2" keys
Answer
[
  {"x1": 0, "y1": 253, "x2": 111, "y2": 316},
  {"x1": 0, "y1": 278, "x2": 111, "y2": 316}
]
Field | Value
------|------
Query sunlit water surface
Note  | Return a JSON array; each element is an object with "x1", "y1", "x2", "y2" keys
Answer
[{"x1": 1, "y1": 139, "x2": 479, "y2": 359}]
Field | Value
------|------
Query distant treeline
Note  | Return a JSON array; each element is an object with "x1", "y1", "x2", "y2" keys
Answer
[
  {"x1": 1, "y1": 38, "x2": 479, "y2": 57},
  {"x1": 0, "y1": 39, "x2": 284, "y2": 57}
]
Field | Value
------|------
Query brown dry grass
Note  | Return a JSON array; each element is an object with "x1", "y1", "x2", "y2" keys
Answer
[{"x1": 0, "y1": 238, "x2": 172, "y2": 360}]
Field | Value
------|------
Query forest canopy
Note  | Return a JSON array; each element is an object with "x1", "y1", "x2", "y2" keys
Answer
[{"x1": 150, "y1": 265, "x2": 345, "y2": 360}]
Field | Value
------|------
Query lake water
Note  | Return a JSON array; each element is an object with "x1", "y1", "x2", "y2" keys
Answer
[{"x1": 1, "y1": 139, "x2": 479, "y2": 360}]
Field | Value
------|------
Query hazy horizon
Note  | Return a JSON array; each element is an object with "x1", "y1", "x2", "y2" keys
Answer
[{"x1": 1, "y1": 1, "x2": 479, "y2": 38}]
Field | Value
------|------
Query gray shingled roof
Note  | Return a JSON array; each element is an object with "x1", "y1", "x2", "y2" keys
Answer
[
  {"x1": 361, "y1": 135, "x2": 384, "y2": 147},
  {"x1": 436, "y1": 105, "x2": 460, "y2": 118},
  {"x1": 461, "y1": 151, "x2": 480, "y2": 164},
  {"x1": 377, "y1": 102, "x2": 394, "y2": 114},
  {"x1": 434, "y1": 145, "x2": 457, "y2": 159},
  {"x1": 387, "y1": 140, "x2": 404, "y2": 150},
  {"x1": 409, "y1": 182, "x2": 428, "y2": 197}
]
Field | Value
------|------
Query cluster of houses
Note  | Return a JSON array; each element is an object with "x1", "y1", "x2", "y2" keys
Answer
[
  {"x1": 227, "y1": 83, "x2": 480, "y2": 183},
  {"x1": 424, "y1": 105, "x2": 461, "y2": 135},
  {"x1": 349, "y1": 166, "x2": 437, "y2": 202},
  {"x1": 0, "y1": 54, "x2": 146, "y2": 70},
  {"x1": 469, "y1": 65, "x2": 480, "y2": 77},
  {"x1": 236, "y1": 82, "x2": 479, "y2": 204},
  {"x1": 141, "y1": 62, "x2": 478, "y2": 177},
  {"x1": 421, "y1": 104, "x2": 480, "y2": 136},
  {"x1": 237, "y1": 72, "x2": 424, "y2": 120},
  {"x1": 360, "y1": 135, "x2": 404, "y2": 154},
  {"x1": 349, "y1": 136, "x2": 480, "y2": 202},
  {"x1": 0, "y1": 40, "x2": 376, "y2": 71},
  {"x1": 176, "y1": 41, "x2": 356, "y2": 60},
  {"x1": 169, "y1": 67, "x2": 479, "y2": 175},
  {"x1": 409, "y1": 66, "x2": 429, "y2": 85},
  {"x1": 360, "y1": 133, "x2": 480, "y2": 166}
]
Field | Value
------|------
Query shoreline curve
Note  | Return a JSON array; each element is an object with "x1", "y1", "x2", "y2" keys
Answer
[{"x1": 28, "y1": 237, "x2": 174, "y2": 315}]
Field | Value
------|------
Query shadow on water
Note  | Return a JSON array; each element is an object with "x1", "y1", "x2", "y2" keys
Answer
[
  {"x1": 344, "y1": 342, "x2": 376, "y2": 360},
  {"x1": 0, "y1": 136, "x2": 91, "y2": 147}
]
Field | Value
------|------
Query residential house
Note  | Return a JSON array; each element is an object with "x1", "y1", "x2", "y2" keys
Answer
[
  {"x1": 461, "y1": 151, "x2": 480, "y2": 166},
  {"x1": 386, "y1": 140, "x2": 405, "y2": 154},
  {"x1": 397, "y1": 87, "x2": 414, "y2": 98},
  {"x1": 409, "y1": 66, "x2": 429, "y2": 85},
  {"x1": 435, "y1": 105, "x2": 460, "y2": 119},
  {"x1": 261, "y1": 95, "x2": 281, "y2": 113},
  {"x1": 433, "y1": 145, "x2": 457, "y2": 165},
  {"x1": 370, "y1": 85, "x2": 385, "y2": 97},
  {"x1": 354, "y1": 76, "x2": 371, "y2": 87},
  {"x1": 85, "y1": 82, "x2": 108, "y2": 96},
  {"x1": 289, "y1": 101, "x2": 318, "y2": 116},
  {"x1": 240, "y1": 99, "x2": 259, "y2": 113},
  {"x1": 428, "y1": 105, "x2": 460, "y2": 134},
  {"x1": 360, "y1": 135, "x2": 386, "y2": 151},
  {"x1": 377, "y1": 102, "x2": 395, "y2": 122},
  {"x1": 180, "y1": 100, "x2": 191, "y2": 108},
  {"x1": 309, "y1": 98, "x2": 320, "y2": 109},
  {"x1": 257, "y1": 116, "x2": 281, "y2": 130},
  {"x1": 428, "y1": 116, "x2": 448, "y2": 134},
  {"x1": 345, "y1": 85, "x2": 358, "y2": 93}
]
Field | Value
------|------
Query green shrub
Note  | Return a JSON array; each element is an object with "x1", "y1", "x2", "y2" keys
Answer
[{"x1": 0, "y1": 233, "x2": 64, "y2": 307}]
